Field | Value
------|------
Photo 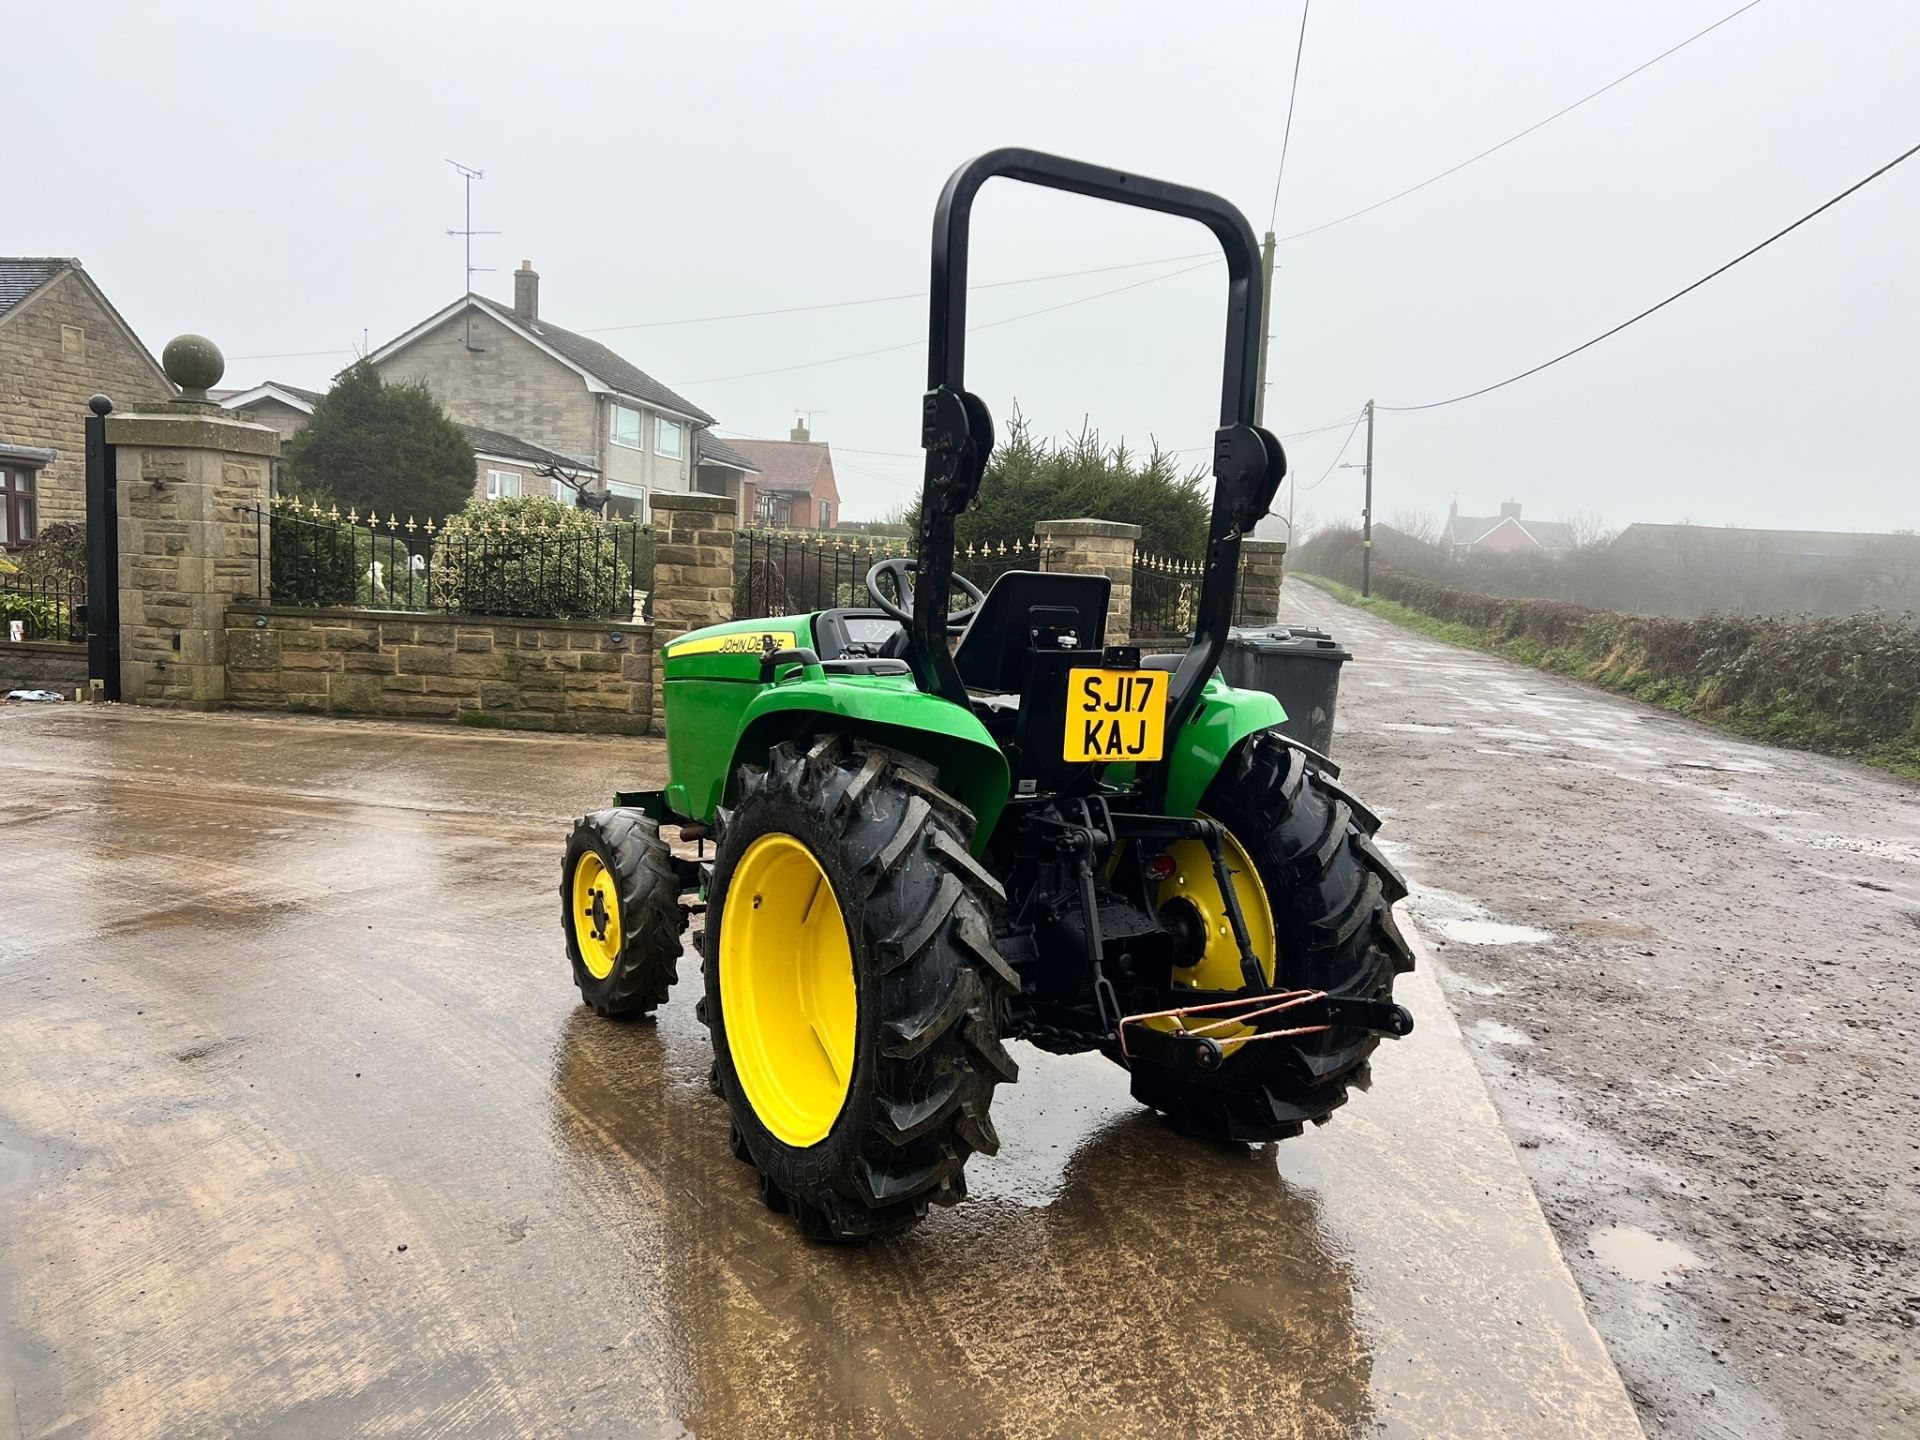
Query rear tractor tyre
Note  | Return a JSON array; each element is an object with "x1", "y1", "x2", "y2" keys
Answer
[
  {"x1": 562, "y1": 808, "x2": 688, "y2": 1018},
  {"x1": 1125, "y1": 730, "x2": 1414, "y2": 1143},
  {"x1": 703, "y1": 737, "x2": 1018, "y2": 1241}
]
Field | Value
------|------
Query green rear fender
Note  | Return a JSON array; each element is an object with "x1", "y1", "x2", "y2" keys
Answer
[
  {"x1": 708, "y1": 677, "x2": 1012, "y2": 852},
  {"x1": 1158, "y1": 682, "x2": 1288, "y2": 821}
]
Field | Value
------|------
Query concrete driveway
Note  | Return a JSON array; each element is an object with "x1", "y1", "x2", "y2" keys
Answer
[{"x1": 0, "y1": 704, "x2": 1638, "y2": 1438}]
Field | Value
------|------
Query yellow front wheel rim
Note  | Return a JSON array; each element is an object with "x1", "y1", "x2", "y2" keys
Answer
[
  {"x1": 1149, "y1": 817, "x2": 1278, "y2": 1040},
  {"x1": 571, "y1": 851, "x2": 622, "y2": 981},
  {"x1": 719, "y1": 833, "x2": 857, "y2": 1148}
]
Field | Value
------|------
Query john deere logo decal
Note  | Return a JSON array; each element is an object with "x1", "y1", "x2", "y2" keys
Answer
[{"x1": 666, "y1": 630, "x2": 798, "y2": 659}]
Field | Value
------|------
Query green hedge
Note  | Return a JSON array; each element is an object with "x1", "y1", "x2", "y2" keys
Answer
[{"x1": 1294, "y1": 529, "x2": 1920, "y2": 776}]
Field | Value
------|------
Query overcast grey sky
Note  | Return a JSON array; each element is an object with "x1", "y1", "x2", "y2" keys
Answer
[{"x1": 11, "y1": 0, "x2": 1917, "y2": 532}]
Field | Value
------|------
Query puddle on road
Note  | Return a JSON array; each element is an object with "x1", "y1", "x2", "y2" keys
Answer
[
  {"x1": 1468, "y1": 1019, "x2": 1534, "y2": 1047},
  {"x1": 1410, "y1": 886, "x2": 1554, "y2": 948},
  {"x1": 1442, "y1": 918, "x2": 1555, "y2": 945},
  {"x1": 1589, "y1": 1225, "x2": 1701, "y2": 1286},
  {"x1": 1797, "y1": 833, "x2": 1920, "y2": 866}
]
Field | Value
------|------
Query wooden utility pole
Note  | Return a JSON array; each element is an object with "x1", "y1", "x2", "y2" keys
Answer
[
  {"x1": 1361, "y1": 397, "x2": 1376, "y2": 597},
  {"x1": 1253, "y1": 230, "x2": 1275, "y2": 426}
]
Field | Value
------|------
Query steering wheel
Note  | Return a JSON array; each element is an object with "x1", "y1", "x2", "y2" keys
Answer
[{"x1": 865, "y1": 557, "x2": 985, "y2": 627}]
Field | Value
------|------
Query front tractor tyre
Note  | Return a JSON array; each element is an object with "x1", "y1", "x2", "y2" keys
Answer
[
  {"x1": 1127, "y1": 730, "x2": 1415, "y2": 1143},
  {"x1": 562, "y1": 808, "x2": 688, "y2": 1017},
  {"x1": 703, "y1": 738, "x2": 1018, "y2": 1242}
]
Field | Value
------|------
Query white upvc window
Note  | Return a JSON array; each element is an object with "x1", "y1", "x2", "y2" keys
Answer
[
  {"x1": 552, "y1": 479, "x2": 573, "y2": 503},
  {"x1": 654, "y1": 416, "x2": 685, "y2": 460},
  {"x1": 610, "y1": 404, "x2": 643, "y2": 450},
  {"x1": 605, "y1": 480, "x2": 648, "y2": 522},
  {"x1": 485, "y1": 469, "x2": 521, "y2": 500}
]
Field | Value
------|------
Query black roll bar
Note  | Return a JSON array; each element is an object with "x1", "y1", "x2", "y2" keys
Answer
[{"x1": 913, "y1": 148, "x2": 1286, "y2": 801}]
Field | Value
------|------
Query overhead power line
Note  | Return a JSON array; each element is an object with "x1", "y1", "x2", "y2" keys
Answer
[
  {"x1": 579, "y1": 254, "x2": 1216, "y2": 334},
  {"x1": 671, "y1": 260, "x2": 1218, "y2": 386},
  {"x1": 1294, "y1": 411, "x2": 1368, "y2": 492},
  {"x1": 234, "y1": 8, "x2": 1764, "y2": 369},
  {"x1": 1380, "y1": 137, "x2": 1920, "y2": 412},
  {"x1": 1268, "y1": 1, "x2": 1314, "y2": 230},
  {"x1": 1276, "y1": 0, "x2": 1769, "y2": 244}
]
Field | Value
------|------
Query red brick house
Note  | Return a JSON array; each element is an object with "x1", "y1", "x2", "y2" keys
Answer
[
  {"x1": 729, "y1": 421, "x2": 843, "y2": 529},
  {"x1": 1442, "y1": 501, "x2": 1575, "y2": 558}
]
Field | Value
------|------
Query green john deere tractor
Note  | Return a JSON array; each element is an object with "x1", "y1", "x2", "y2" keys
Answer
[{"x1": 561, "y1": 148, "x2": 1414, "y2": 1241}]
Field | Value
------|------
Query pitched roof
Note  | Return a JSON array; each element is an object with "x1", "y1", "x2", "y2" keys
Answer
[
  {"x1": 457, "y1": 423, "x2": 598, "y2": 473},
  {"x1": 1449, "y1": 513, "x2": 1577, "y2": 550},
  {"x1": 361, "y1": 292, "x2": 716, "y2": 427},
  {"x1": 723, "y1": 437, "x2": 830, "y2": 494},
  {"x1": 0, "y1": 258, "x2": 172, "y2": 390},
  {"x1": 220, "y1": 380, "x2": 324, "y2": 413},
  {"x1": 463, "y1": 295, "x2": 714, "y2": 425},
  {"x1": 695, "y1": 431, "x2": 759, "y2": 473},
  {"x1": 0, "y1": 258, "x2": 66, "y2": 318}
]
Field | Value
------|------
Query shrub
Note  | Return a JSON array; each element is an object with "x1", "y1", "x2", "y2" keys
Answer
[
  {"x1": 12, "y1": 522, "x2": 86, "y2": 585},
  {"x1": 283, "y1": 360, "x2": 476, "y2": 521},
  {"x1": 0, "y1": 591, "x2": 69, "y2": 641},
  {"x1": 431, "y1": 495, "x2": 631, "y2": 619}
]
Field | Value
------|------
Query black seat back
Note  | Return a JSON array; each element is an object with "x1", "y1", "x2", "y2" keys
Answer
[{"x1": 952, "y1": 570, "x2": 1109, "y2": 692}]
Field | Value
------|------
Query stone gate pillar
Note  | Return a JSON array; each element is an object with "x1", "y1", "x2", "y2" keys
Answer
[
  {"x1": 1234, "y1": 538, "x2": 1288, "y2": 627},
  {"x1": 648, "y1": 491, "x2": 738, "y2": 735},
  {"x1": 1035, "y1": 518, "x2": 1140, "y2": 645},
  {"x1": 104, "y1": 336, "x2": 277, "y2": 708}
]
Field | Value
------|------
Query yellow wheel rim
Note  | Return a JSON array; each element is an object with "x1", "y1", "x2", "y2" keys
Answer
[
  {"x1": 719, "y1": 833, "x2": 857, "y2": 1148},
  {"x1": 1149, "y1": 817, "x2": 1277, "y2": 1040},
  {"x1": 572, "y1": 850, "x2": 622, "y2": 981}
]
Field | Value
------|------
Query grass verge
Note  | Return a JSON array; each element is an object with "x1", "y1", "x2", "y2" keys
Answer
[{"x1": 1296, "y1": 573, "x2": 1920, "y2": 782}]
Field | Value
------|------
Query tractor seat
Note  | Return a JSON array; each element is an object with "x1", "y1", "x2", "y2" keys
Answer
[{"x1": 952, "y1": 570, "x2": 1110, "y2": 694}]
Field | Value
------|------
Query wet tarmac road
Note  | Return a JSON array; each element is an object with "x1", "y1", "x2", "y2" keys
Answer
[
  {"x1": 0, "y1": 706, "x2": 1641, "y2": 1438},
  {"x1": 1279, "y1": 583, "x2": 1920, "y2": 1439}
]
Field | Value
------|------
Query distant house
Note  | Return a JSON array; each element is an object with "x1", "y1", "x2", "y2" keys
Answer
[
  {"x1": 1443, "y1": 501, "x2": 1576, "y2": 558},
  {"x1": 221, "y1": 261, "x2": 756, "y2": 521},
  {"x1": 0, "y1": 258, "x2": 173, "y2": 548},
  {"x1": 216, "y1": 380, "x2": 322, "y2": 445},
  {"x1": 729, "y1": 421, "x2": 844, "y2": 529}
]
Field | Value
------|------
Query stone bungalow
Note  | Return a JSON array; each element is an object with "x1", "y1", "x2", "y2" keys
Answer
[
  {"x1": 0, "y1": 258, "x2": 172, "y2": 548},
  {"x1": 224, "y1": 263, "x2": 757, "y2": 522}
]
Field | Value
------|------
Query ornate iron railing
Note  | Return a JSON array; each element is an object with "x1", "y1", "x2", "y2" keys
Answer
[
  {"x1": 0, "y1": 570, "x2": 85, "y2": 643},
  {"x1": 733, "y1": 529, "x2": 1058, "y2": 619},
  {"x1": 1131, "y1": 552, "x2": 1200, "y2": 639},
  {"x1": 252, "y1": 498, "x2": 654, "y2": 621}
]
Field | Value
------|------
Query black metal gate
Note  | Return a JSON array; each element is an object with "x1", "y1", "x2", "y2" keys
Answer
[{"x1": 83, "y1": 394, "x2": 120, "y2": 700}]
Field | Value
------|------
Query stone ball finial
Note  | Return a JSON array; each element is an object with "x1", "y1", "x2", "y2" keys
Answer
[{"x1": 161, "y1": 334, "x2": 225, "y2": 398}]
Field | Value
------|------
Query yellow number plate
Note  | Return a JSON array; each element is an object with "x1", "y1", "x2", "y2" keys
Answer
[{"x1": 1065, "y1": 667, "x2": 1167, "y2": 763}]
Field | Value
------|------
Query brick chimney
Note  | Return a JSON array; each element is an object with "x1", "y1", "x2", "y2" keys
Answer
[
  {"x1": 514, "y1": 261, "x2": 539, "y2": 320},
  {"x1": 790, "y1": 417, "x2": 810, "y2": 443},
  {"x1": 1500, "y1": 501, "x2": 1522, "y2": 519}
]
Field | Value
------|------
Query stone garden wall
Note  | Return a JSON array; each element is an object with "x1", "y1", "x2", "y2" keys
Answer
[
  {"x1": 225, "y1": 607, "x2": 653, "y2": 734},
  {"x1": 0, "y1": 641, "x2": 89, "y2": 695}
]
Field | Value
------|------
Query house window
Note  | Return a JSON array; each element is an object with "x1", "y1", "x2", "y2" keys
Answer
[
  {"x1": 610, "y1": 404, "x2": 643, "y2": 450},
  {"x1": 1, "y1": 466, "x2": 37, "y2": 549},
  {"x1": 552, "y1": 479, "x2": 573, "y2": 504},
  {"x1": 654, "y1": 417, "x2": 685, "y2": 460},
  {"x1": 485, "y1": 469, "x2": 522, "y2": 500},
  {"x1": 819, "y1": 498, "x2": 831, "y2": 529},
  {"x1": 605, "y1": 480, "x2": 647, "y2": 522}
]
